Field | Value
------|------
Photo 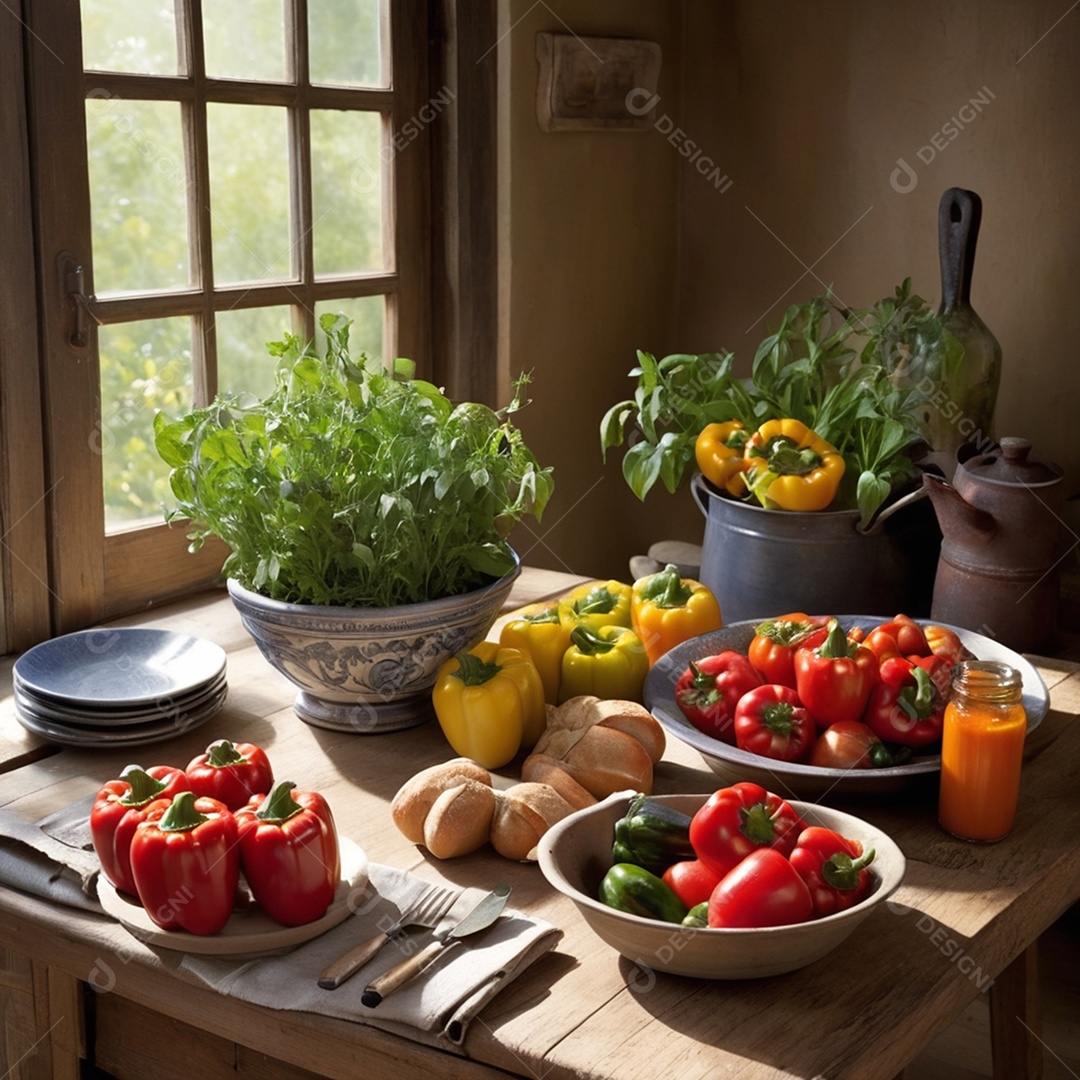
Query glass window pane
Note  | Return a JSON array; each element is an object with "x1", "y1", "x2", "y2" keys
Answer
[
  {"x1": 314, "y1": 297, "x2": 384, "y2": 366},
  {"x1": 208, "y1": 104, "x2": 292, "y2": 284},
  {"x1": 203, "y1": 0, "x2": 286, "y2": 83},
  {"x1": 309, "y1": 0, "x2": 384, "y2": 88},
  {"x1": 81, "y1": 0, "x2": 179, "y2": 75},
  {"x1": 311, "y1": 110, "x2": 384, "y2": 276},
  {"x1": 86, "y1": 99, "x2": 190, "y2": 295},
  {"x1": 99, "y1": 317, "x2": 193, "y2": 531},
  {"x1": 215, "y1": 306, "x2": 293, "y2": 400}
]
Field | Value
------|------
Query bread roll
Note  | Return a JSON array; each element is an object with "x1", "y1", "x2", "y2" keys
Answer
[
  {"x1": 489, "y1": 783, "x2": 576, "y2": 861},
  {"x1": 593, "y1": 702, "x2": 665, "y2": 764},
  {"x1": 422, "y1": 780, "x2": 496, "y2": 859},
  {"x1": 520, "y1": 753, "x2": 597, "y2": 810},
  {"x1": 558, "y1": 724, "x2": 654, "y2": 798},
  {"x1": 390, "y1": 758, "x2": 492, "y2": 843}
]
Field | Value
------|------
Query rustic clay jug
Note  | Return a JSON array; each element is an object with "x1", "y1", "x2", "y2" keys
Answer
[{"x1": 923, "y1": 437, "x2": 1064, "y2": 652}]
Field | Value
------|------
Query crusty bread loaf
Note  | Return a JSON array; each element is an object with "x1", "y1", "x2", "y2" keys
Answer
[
  {"x1": 519, "y1": 753, "x2": 597, "y2": 810},
  {"x1": 556, "y1": 724, "x2": 654, "y2": 797},
  {"x1": 390, "y1": 758, "x2": 492, "y2": 843},
  {"x1": 422, "y1": 779, "x2": 496, "y2": 859},
  {"x1": 489, "y1": 783, "x2": 576, "y2": 861},
  {"x1": 593, "y1": 703, "x2": 666, "y2": 764}
]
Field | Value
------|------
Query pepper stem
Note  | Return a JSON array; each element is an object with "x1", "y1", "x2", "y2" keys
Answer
[
  {"x1": 206, "y1": 739, "x2": 246, "y2": 767},
  {"x1": 640, "y1": 564, "x2": 693, "y2": 609},
  {"x1": 574, "y1": 587, "x2": 618, "y2": 617},
  {"x1": 157, "y1": 791, "x2": 208, "y2": 833},
  {"x1": 570, "y1": 624, "x2": 617, "y2": 655},
  {"x1": 754, "y1": 618, "x2": 817, "y2": 647},
  {"x1": 452, "y1": 651, "x2": 502, "y2": 686},
  {"x1": 118, "y1": 764, "x2": 168, "y2": 807},
  {"x1": 254, "y1": 780, "x2": 303, "y2": 823},
  {"x1": 817, "y1": 619, "x2": 855, "y2": 660},
  {"x1": 739, "y1": 802, "x2": 779, "y2": 845},
  {"x1": 760, "y1": 701, "x2": 794, "y2": 734},
  {"x1": 897, "y1": 665, "x2": 935, "y2": 719},
  {"x1": 522, "y1": 606, "x2": 560, "y2": 625},
  {"x1": 822, "y1": 847, "x2": 877, "y2": 890}
]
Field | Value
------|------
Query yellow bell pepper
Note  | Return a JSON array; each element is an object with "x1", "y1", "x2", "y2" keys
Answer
[
  {"x1": 498, "y1": 601, "x2": 570, "y2": 704},
  {"x1": 742, "y1": 418, "x2": 845, "y2": 511},
  {"x1": 557, "y1": 579, "x2": 633, "y2": 631},
  {"x1": 558, "y1": 624, "x2": 649, "y2": 704},
  {"x1": 694, "y1": 420, "x2": 749, "y2": 496},
  {"x1": 431, "y1": 642, "x2": 546, "y2": 769},
  {"x1": 630, "y1": 563, "x2": 722, "y2": 665}
]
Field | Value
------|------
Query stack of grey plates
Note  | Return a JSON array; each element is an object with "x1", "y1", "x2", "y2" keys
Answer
[{"x1": 13, "y1": 628, "x2": 227, "y2": 748}]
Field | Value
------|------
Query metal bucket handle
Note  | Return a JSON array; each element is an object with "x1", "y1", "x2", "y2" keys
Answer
[
  {"x1": 856, "y1": 484, "x2": 930, "y2": 536},
  {"x1": 692, "y1": 471, "x2": 929, "y2": 535}
]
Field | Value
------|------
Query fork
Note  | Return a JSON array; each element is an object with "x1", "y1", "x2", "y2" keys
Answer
[{"x1": 317, "y1": 883, "x2": 458, "y2": 990}]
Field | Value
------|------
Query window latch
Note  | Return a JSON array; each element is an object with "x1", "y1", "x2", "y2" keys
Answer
[{"x1": 57, "y1": 251, "x2": 91, "y2": 349}]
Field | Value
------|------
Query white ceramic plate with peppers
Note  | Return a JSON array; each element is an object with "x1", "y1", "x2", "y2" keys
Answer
[
  {"x1": 643, "y1": 617, "x2": 1049, "y2": 798},
  {"x1": 98, "y1": 837, "x2": 369, "y2": 958}
]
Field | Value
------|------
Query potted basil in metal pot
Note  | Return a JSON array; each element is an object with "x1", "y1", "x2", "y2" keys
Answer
[
  {"x1": 600, "y1": 282, "x2": 953, "y2": 623},
  {"x1": 154, "y1": 314, "x2": 553, "y2": 733}
]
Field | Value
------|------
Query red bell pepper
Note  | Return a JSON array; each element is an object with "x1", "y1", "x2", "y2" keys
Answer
[
  {"x1": 707, "y1": 847, "x2": 814, "y2": 928},
  {"x1": 747, "y1": 615, "x2": 830, "y2": 689},
  {"x1": 688, "y1": 781, "x2": 805, "y2": 877},
  {"x1": 186, "y1": 739, "x2": 274, "y2": 811},
  {"x1": 863, "y1": 661, "x2": 946, "y2": 749},
  {"x1": 862, "y1": 614, "x2": 931, "y2": 662},
  {"x1": 235, "y1": 780, "x2": 341, "y2": 927},
  {"x1": 794, "y1": 619, "x2": 878, "y2": 729},
  {"x1": 89, "y1": 764, "x2": 191, "y2": 895},
  {"x1": 733, "y1": 683, "x2": 817, "y2": 763},
  {"x1": 789, "y1": 826, "x2": 876, "y2": 917},
  {"x1": 660, "y1": 858, "x2": 723, "y2": 910},
  {"x1": 129, "y1": 791, "x2": 240, "y2": 935},
  {"x1": 674, "y1": 652, "x2": 763, "y2": 744}
]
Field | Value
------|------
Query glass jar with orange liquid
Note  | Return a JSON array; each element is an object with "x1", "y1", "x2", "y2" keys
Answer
[{"x1": 938, "y1": 660, "x2": 1027, "y2": 842}]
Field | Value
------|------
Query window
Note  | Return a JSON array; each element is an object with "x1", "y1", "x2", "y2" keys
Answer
[{"x1": 6, "y1": 0, "x2": 442, "y2": 645}]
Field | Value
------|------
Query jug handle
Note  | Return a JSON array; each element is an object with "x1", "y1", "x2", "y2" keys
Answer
[{"x1": 856, "y1": 484, "x2": 929, "y2": 537}]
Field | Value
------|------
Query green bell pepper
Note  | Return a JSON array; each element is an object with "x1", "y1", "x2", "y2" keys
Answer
[{"x1": 598, "y1": 863, "x2": 689, "y2": 924}]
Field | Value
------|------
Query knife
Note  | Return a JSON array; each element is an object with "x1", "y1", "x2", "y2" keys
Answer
[
  {"x1": 360, "y1": 883, "x2": 511, "y2": 1008},
  {"x1": 317, "y1": 883, "x2": 458, "y2": 990}
]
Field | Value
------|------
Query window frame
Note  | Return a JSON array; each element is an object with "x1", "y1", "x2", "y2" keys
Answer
[{"x1": 13, "y1": 0, "x2": 437, "y2": 640}]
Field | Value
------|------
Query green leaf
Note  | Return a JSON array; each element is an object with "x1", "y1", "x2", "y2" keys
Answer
[{"x1": 856, "y1": 470, "x2": 892, "y2": 528}]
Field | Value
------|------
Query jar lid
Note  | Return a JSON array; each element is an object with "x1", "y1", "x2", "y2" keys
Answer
[{"x1": 960, "y1": 437, "x2": 1063, "y2": 487}]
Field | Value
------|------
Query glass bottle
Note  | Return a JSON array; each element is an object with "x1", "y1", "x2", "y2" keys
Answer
[
  {"x1": 923, "y1": 188, "x2": 1002, "y2": 463},
  {"x1": 938, "y1": 660, "x2": 1026, "y2": 842}
]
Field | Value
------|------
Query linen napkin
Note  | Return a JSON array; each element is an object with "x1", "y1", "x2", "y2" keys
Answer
[
  {"x1": 180, "y1": 862, "x2": 561, "y2": 1047},
  {"x1": 0, "y1": 795, "x2": 100, "y2": 911}
]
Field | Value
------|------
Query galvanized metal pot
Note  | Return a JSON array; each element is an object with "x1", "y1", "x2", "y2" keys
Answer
[{"x1": 692, "y1": 474, "x2": 941, "y2": 624}]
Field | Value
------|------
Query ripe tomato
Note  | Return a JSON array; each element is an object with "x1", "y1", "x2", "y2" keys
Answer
[
  {"x1": 807, "y1": 720, "x2": 883, "y2": 769},
  {"x1": 661, "y1": 858, "x2": 723, "y2": 909}
]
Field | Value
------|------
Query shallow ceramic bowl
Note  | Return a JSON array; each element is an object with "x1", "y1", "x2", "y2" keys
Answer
[
  {"x1": 227, "y1": 555, "x2": 520, "y2": 733},
  {"x1": 537, "y1": 791, "x2": 905, "y2": 979},
  {"x1": 644, "y1": 617, "x2": 1049, "y2": 797}
]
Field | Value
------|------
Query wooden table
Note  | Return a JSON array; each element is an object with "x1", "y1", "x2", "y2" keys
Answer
[{"x1": 1, "y1": 568, "x2": 1079, "y2": 1080}]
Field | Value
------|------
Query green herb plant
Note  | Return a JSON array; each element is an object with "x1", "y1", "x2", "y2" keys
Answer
[
  {"x1": 154, "y1": 314, "x2": 553, "y2": 607},
  {"x1": 600, "y1": 280, "x2": 947, "y2": 527}
]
